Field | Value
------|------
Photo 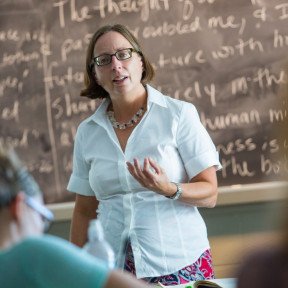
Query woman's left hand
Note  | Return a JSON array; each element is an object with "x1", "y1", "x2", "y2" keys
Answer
[{"x1": 126, "y1": 157, "x2": 175, "y2": 196}]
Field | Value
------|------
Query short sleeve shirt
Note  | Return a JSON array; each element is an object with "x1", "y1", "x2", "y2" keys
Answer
[{"x1": 67, "y1": 85, "x2": 221, "y2": 278}]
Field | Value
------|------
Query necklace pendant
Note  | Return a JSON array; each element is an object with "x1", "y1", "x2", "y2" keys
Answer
[{"x1": 118, "y1": 123, "x2": 127, "y2": 129}]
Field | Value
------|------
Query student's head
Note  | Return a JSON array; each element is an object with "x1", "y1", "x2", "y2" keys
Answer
[
  {"x1": 0, "y1": 146, "x2": 19, "y2": 209},
  {"x1": 81, "y1": 24, "x2": 155, "y2": 99},
  {"x1": 0, "y1": 145, "x2": 53, "y2": 248}
]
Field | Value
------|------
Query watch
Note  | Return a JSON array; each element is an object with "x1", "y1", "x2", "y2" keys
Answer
[{"x1": 166, "y1": 182, "x2": 183, "y2": 200}]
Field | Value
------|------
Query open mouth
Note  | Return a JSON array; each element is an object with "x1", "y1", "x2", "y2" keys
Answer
[{"x1": 113, "y1": 76, "x2": 128, "y2": 84}]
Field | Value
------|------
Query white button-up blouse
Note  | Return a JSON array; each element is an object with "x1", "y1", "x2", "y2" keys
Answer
[{"x1": 67, "y1": 85, "x2": 221, "y2": 278}]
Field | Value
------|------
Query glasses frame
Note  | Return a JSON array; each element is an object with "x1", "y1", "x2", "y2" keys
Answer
[
  {"x1": 24, "y1": 196, "x2": 54, "y2": 233},
  {"x1": 91, "y1": 48, "x2": 138, "y2": 67}
]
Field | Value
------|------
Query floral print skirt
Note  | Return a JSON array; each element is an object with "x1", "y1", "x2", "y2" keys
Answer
[{"x1": 124, "y1": 241, "x2": 215, "y2": 286}]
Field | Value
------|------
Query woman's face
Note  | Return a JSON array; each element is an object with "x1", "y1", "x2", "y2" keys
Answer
[{"x1": 93, "y1": 31, "x2": 144, "y2": 99}]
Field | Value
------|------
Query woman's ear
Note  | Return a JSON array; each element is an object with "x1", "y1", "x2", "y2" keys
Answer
[{"x1": 9, "y1": 193, "x2": 25, "y2": 221}]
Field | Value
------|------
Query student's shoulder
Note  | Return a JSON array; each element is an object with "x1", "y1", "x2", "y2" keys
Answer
[
  {"x1": 21, "y1": 235, "x2": 78, "y2": 253},
  {"x1": 243, "y1": 246, "x2": 284, "y2": 264}
]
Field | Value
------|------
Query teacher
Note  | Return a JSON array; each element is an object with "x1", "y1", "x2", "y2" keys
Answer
[{"x1": 67, "y1": 23, "x2": 221, "y2": 286}]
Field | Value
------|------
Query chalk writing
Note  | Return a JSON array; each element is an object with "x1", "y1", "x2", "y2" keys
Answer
[
  {"x1": 221, "y1": 156, "x2": 256, "y2": 178},
  {"x1": 63, "y1": 154, "x2": 73, "y2": 172},
  {"x1": 0, "y1": 129, "x2": 29, "y2": 148},
  {"x1": 0, "y1": 101, "x2": 19, "y2": 123},
  {"x1": 211, "y1": 37, "x2": 264, "y2": 60},
  {"x1": 274, "y1": 29, "x2": 288, "y2": 48},
  {"x1": 158, "y1": 81, "x2": 216, "y2": 107},
  {"x1": 0, "y1": 76, "x2": 19, "y2": 97},
  {"x1": 217, "y1": 138, "x2": 257, "y2": 156},
  {"x1": 0, "y1": 29, "x2": 19, "y2": 41},
  {"x1": 207, "y1": 16, "x2": 246, "y2": 35},
  {"x1": 178, "y1": 0, "x2": 194, "y2": 21},
  {"x1": 269, "y1": 108, "x2": 287, "y2": 123},
  {"x1": 93, "y1": 0, "x2": 170, "y2": 22},
  {"x1": 231, "y1": 68, "x2": 287, "y2": 95},
  {"x1": 155, "y1": 50, "x2": 206, "y2": 69},
  {"x1": 261, "y1": 139, "x2": 280, "y2": 153},
  {"x1": 1, "y1": 51, "x2": 40, "y2": 67},
  {"x1": 27, "y1": 160, "x2": 54, "y2": 173},
  {"x1": 253, "y1": 7, "x2": 267, "y2": 22},
  {"x1": 275, "y1": 3, "x2": 288, "y2": 20},
  {"x1": 61, "y1": 38, "x2": 86, "y2": 62},
  {"x1": 44, "y1": 63, "x2": 84, "y2": 89},
  {"x1": 142, "y1": 18, "x2": 202, "y2": 38},
  {"x1": 54, "y1": 0, "x2": 171, "y2": 27},
  {"x1": 53, "y1": 0, "x2": 92, "y2": 28},
  {"x1": 261, "y1": 154, "x2": 288, "y2": 175},
  {"x1": 51, "y1": 93, "x2": 97, "y2": 119},
  {"x1": 201, "y1": 110, "x2": 261, "y2": 131}
]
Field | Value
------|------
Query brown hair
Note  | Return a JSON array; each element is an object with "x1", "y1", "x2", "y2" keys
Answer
[
  {"x1": 0, "y1": 144, "x2": 43, "y2": 209},
  {"x1": 80, "y1": 24, "x2": 155, "y2": 99},
  {"x1": 0, "y1": 145, "x2": 19, "y2": 208}
]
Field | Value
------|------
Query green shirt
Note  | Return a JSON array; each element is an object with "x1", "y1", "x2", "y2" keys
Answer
[{"x1": 0, "y1": 235, "x2": 109, "y2": 288}]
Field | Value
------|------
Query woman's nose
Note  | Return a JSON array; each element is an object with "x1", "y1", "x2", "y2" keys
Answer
[{"x1": 110, "y1": 55, "x2": 122, "y2": 70}]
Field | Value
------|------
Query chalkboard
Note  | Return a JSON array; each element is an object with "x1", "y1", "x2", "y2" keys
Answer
[{"x1": 1, "y1": 0, "x2": 287, "y2": 204}]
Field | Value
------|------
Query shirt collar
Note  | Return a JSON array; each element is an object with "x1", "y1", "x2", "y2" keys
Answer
[
  {"x1": 88, "y1": 84, "x2": 168, "y2": 125},
  {"x1": 89, "y1": 98, "x2": 110, "y2": 126},
  {"x1": 146, "y1": 85, "x2": 168, "y2": 109}
]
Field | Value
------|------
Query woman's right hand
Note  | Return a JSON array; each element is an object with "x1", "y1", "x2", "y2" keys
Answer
[{"x1": 126, "y1": 157, "x2": 176, "y2": 197}]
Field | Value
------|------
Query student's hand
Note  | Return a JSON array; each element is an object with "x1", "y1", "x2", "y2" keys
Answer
[{"x1": 126, "y1": 157, "x2": 176, "y2": 197}]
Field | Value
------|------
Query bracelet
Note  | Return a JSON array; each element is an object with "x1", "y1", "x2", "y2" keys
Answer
[{"x1": 165, "y1": 182, "x2": 183, "y2": 200}]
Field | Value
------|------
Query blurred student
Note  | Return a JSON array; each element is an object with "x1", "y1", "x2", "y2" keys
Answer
[
  {"x1": 0, "y1": 144, "x2": 150, "y2": 288},
  {"x1": 237, "y1": 198, "x2": 288, "y2": 288}
]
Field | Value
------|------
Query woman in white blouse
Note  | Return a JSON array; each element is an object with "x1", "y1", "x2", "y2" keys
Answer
[{"x1": 68, "y1": 24, "x2": 221, "y2": 286}]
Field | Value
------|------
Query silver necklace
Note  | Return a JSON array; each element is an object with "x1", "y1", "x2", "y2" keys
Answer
[{"x1": 107, "y1": 107, "x2": 145, "y2": 130}]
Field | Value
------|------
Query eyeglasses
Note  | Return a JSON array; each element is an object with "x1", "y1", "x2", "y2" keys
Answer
[
  {"x1": 25, "y1": 196, "x2": 54, "y2": 233},
  {"x1": 92, "y1": 48, "x2": 139, "y2": 67}
]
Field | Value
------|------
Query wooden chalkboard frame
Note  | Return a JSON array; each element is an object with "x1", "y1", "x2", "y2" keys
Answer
[{"x1": 47, "y1": 181, "x2": 288, "y2": 221}]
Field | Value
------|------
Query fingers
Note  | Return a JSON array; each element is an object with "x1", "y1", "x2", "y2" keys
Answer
[
  {"x1": 143, "y1": 158, "x2": 156, "y2": 177},
  {"x1": 126, "y1": 157, "x2": 170, "y2": 195},
  {"x1": 126, "y1": 157, "x2": 157, "y2": 182},
  {"x1": 148, "y1": 157, "x2": 162, "y2": 174},
  {"x1": 126, "y1": 158, "x2": 146, "y2": 186},
  {"x1": 133, "y1": 158, "x2": 147, "y2": 181}
]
